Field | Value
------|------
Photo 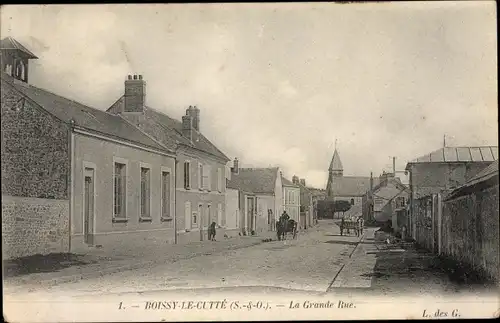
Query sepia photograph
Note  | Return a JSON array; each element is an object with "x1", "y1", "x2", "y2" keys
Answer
[{"x1": 1, "y1": 2, "x2": 498, "y2": 322}]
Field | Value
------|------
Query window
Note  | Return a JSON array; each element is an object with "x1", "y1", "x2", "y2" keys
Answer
[
  {"x1": 217, "y1": 203, "x2": 223, "y2": 227},
  {"x1": 194, "y1": 204, "x2": 202, "y2": 227},
  {"x1": 161, "y1": 171, "x2": 171, "y2": 218},
  {"x1": 184, "y1": 201, "x2": 192, "y2": 230},
  {"x1": 198, "y1": 162, "x2": 203, "y2": 190},
  {"x1": 113, "y1": 163, "x2": 126, "y2": 219},
  {"x1": 140, "y1": 167, "x2": 151, "y2": 219},
  {"x1": 396, "y1": 196, "x2": 406, "y2": 208},
  {"x1": 217, "y1": 168, "x2": 222, "y2": 192},
  {"x1": 184, "y1": 161, "x2": 191, "y2": 189},
  {"x1": 350, "y1": 198, "x2": 355, "y2": 205},
  {"x1": 203, "y1": 165, "x2": 211, "y2": 190}
]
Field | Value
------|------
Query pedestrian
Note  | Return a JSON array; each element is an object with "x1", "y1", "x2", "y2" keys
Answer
[
  {"x1": 340, "y1": 217, "x2": 345, "y2": 236},
  {"x1": 208, "y1": 222, "x2": 217, "y2": 241}
]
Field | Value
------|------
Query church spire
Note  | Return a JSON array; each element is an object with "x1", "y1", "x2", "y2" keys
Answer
[{"x1": 328, "y1": 147, "x2": 343, "y2": 175}]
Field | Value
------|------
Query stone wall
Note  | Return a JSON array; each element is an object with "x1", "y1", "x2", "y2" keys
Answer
[
  {"x1": 2, "y1": 195, "x2": 69, "y2": 260},
  {"x1": 1, "y1": 81, "x2": 70, "y2": 199},
  {"x1": 441, "y1": 185, "x2": 499, "y2": 283}
]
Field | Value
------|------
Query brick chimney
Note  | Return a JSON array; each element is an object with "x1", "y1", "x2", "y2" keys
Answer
[
  {"x1": 300, "y1": 178, "x2": 306, "y2": 186},
  {"x1": 185, "y1": 105, "x2": 200, "y2": 131},
  {"x1": 231, "y1": 158, "x2": 239, "y2": 174},
  {"x1": 292, "y1": 175, "x2": 299, "y2": 185},
  {"x1": 124, "y1": 74, "x2": 146, "y2": 113},
  {"x1": 181, "y1": 111, "x2": 193, "y2": 141}
]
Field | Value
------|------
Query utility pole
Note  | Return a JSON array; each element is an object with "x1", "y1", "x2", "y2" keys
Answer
[{"x1": 443, "y1": 134, "x2": 446, "y2": 148}]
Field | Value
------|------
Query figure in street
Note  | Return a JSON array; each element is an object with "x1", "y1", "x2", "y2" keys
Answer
[{"x1": 208, "y1": 222, "x2": 217, "y2": 241}]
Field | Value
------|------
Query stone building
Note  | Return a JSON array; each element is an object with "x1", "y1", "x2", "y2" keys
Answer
[
  {"x1": 107, "y1": 77, "x2": 230, "y2": 244},
  {"x1": 405, "y1": 145, "x2": 498, "y2": 242},
  {"x1": 1, "y1": 38, "x2": 176, "y2": 259},
  {"x1": 227, "y1": 165, "x2": 284, "y2": 234},
  {"x1": 282, "y1": 176, "x2": 301, "y2": 225}
]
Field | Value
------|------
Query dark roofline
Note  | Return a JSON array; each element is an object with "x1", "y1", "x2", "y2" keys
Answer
[
  {"x1": 2, "y1": 77, "x2": 174, "y2": 156},
  {"x1": 445, "y1": 175, "x2": 498, "y2": 201},
  {"x1": 1, "y1": 37, "x2": 38, "y2": 59},
  {"x1": 147, "y1": 105, "x2": 230, "y2": 161},
  {"x1": 107, "y1": 95, "x2": 229, "y2": 161}
]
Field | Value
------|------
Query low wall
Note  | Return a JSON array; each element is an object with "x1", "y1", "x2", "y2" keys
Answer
[{"x1": 2, "y1": 195, "x2": 69, "y2": 260}]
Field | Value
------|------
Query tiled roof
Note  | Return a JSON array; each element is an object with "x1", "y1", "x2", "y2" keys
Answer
[
  {"x1": 282, "y1": 177, "x2": 299, "y2": 187},
  {"x1": 343, "y1": 203, "x2": 362, "y2": 218},
  {"x1": 329, "y1": 149, "x2": 343, "y2": 171},
  {"x1": 227, "y1": 168, "x2": 279, "y2": 194},
  {"x1": 457, "y1": 160, "x2": 499, "y2": 190},
  {"x1": 2, "y1": 76, "x2": 171, "y2": 153},
  {"x1": 0, "y1": 37, "x2": 38, "y2": 59},
  {"x1": 372, "y1": 184, "x2": 409, "y2": 212},
  {"x1": 407, "y1": 146, "x2": 498, "y2": 165},
  {"x1": 108, "y1": 96, "x2": 229, "y2": 161},
  {"x1": 330, "y1": 176, "x2": 381, "y2": 197}
]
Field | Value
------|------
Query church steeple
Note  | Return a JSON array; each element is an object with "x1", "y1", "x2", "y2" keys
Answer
[
  {"x1": 328, "y1": 148, "x2": 343, "y2": 177},
  {"x1": 326, "y1": 145, "x2": 344, "y2": 199}
]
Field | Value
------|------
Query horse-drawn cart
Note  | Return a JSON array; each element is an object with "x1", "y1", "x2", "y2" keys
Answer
[{"x1": 339, "y1": 217, "x2": 364, "y2": 237}]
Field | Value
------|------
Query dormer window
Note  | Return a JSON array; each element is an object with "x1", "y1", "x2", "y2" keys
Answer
[{"x1": 1, "y1": 36, "x2": 39, "y2": 84}]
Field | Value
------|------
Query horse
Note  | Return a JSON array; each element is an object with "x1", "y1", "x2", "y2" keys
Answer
[{"x1": 276, "y1": 218, "x2": 297, "y2": 241}]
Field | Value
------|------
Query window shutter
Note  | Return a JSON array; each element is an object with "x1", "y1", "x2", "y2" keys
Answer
[
  {"x1": 217, "y1": 168, "x2": 222, "y2": 192},
  {"x1": 198, "y1": 162, "x2": 203, "y2": 189}
]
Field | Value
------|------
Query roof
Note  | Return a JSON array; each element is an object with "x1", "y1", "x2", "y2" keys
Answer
[
  {"x1": 0, "y1": 37, "x2": 38, "y2": 59},
  {"x1": 372, "y1": 184, "x2": 409, "y2": 212},
  {"x1": 1, "y1": 76, "x2": 171, "y2": 154},
  {"x1": 282, "y1": 177, "x2": 300, "y2": 188},
  {"x1": 329, "y1": 176, "x2": 381, "y2": 197},
  {"x1": 343, "y1": 203, "x2": 362, "y2": 218},
  {"x1": 464, "y1": 159, "x2": 499, "y2": 186},
  {"x1": 108, "y1": 96, "x2": 229, "y2": 161},
  {"x1": 446, "y1": 160, "x2": 499, "y2": 199},
  {"x1": 227, "y1": 168, "x2": 279, "y2": 194},
  {"x1": 407, "y1": 146, "x2": 498, "y2": 167},
  {"x1": 329, "y1": 149, "x2": 343, "y2": 171}
]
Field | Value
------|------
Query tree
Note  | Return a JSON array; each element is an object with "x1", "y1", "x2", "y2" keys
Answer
[{"x1": 334, "y1": 200, "x2": 352, "y2": 213}]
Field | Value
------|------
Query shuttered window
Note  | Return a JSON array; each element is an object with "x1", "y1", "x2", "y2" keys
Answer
[{"x1": 184, "y1": 161, "x2": 191, "y2": 189}]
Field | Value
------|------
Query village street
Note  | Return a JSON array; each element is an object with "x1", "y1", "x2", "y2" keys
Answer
[
  {"x1": 5, "y1": 220, "x2": 363, "y2": 298},
  {"x1": 6, "y1": 220, "x2": 493, "y2": 303}
]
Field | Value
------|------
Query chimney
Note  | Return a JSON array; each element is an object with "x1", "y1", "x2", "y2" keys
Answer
[
  {"x1": 231, "y1": 158, "x2": 239, "y2": 174},
  {"x1": 124, "y1": 74, "x2": 146, "y2": 113},
  {"x1": 393, "y1": 157, "x2": 396, "y2": 176},
  {"x1": 193, "y1": 106, "x2": 200, "y2": 131},
  {"x1": 181, "y1": 112, "x2": 193, "y2": 141},
  {"x1": 300, "y1": 178, "x2": 306, "y2": 187},
  {"x1": 292, "y1": 175, "x2": 299, "y2": 184},
  {"x1": 370, "y1": 172, "x2": 374, "y2": 192},
  {"x1": 185, "y1": 105, "x2": 200, "y2": 131}
]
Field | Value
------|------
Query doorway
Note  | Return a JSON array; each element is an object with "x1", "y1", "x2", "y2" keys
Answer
[{"x1": 83, "y1": 168, "x2": 95, "y2": 245}]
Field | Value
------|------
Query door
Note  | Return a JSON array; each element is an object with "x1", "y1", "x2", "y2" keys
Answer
[
  {"x1": 185, "y1": 202, "x2": 191, "y2": 231},
  {"x1": 84, "y1": 168, "x2": 95, "y2": 245},
  {"x1": 247, "y1": 197, "x2": 254, "y2": 233}
]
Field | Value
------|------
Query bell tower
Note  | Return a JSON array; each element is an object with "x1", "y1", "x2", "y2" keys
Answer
[
  {"x1": 325, "y1": 141, "x2": 344, "y2": 198},
  {"x1": 0, "y1": 37, "x2": 38, "y2": 84}
]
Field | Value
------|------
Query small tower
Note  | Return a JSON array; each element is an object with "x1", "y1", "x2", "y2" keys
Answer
[
  {"x1": 0, "y1": 37, "x2": 38, "y2": 83},
  {"x1": 325, "y1": 146, "x2": 344, "y2": 199}
]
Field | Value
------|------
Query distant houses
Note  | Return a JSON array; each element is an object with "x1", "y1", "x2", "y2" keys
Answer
[{"x1": 1, "y1": 37, "x2": 318, "y2": 260}]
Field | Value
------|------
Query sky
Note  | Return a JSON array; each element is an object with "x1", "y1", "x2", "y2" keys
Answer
[{"x1": 1, "y1": 2, "x2": 497, "y2": 188}]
